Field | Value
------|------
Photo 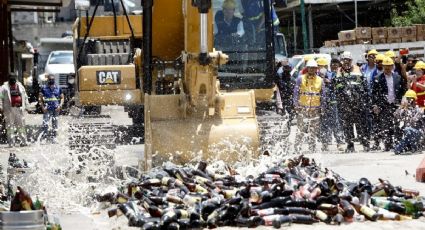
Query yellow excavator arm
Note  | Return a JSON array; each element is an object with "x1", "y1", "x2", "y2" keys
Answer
[{"x1": 143, "y1": 0, "x2": 260, "y2": 170}]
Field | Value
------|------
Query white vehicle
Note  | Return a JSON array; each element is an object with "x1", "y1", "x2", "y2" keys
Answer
[
  {"x1": 320, "y1": 41, "x2": 425, "y2": 64},
  {"x1": 36, "y1": 37, "x2": 73, "y2": 75},
  {"x1": 275, "y1": 32, "x2": 288, "y2": 63},
  {"x1": 40, "y1": 50, "x2": 75, "y2": 87}
]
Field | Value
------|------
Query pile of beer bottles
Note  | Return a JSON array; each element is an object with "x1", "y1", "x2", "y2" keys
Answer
[
  {"x1": 97, "y1": 156, "x2": 425, "y2": 229},
  {"x1": 10, "y1": 186, "x2": 62, "y2": 230}
]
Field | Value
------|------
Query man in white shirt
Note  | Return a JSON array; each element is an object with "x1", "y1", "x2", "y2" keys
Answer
[
  {"x1": 371, "y1": 57, "x2": 405, "y2": 151},
  {"x1": 0, "y1": 73, "x2": 30, "y2": 147}
]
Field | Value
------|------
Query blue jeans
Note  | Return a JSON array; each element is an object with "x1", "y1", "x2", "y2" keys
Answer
[
  {"x1": 321, "y1": 103, "x2": 344, "y2": 145},
  {"x1": 42, "y1": 110, "x2": 58, "y2": 138},
  {"x1": 394, "y1": 127, "x2": 422, "y2": 154}
]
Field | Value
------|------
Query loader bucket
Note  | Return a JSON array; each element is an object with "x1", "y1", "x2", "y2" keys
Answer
[{"x1": 142, "y1": 91, "x2": 260, "y2": 171}]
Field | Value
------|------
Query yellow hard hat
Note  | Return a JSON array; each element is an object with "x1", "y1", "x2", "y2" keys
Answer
[
  {"x1": 303, "y1": 55, "x2": 313, "y2": 62},
  {"x1": 222, "y1": 0, "x2": 236, "y2": 9},
  {"x1": 382, "y1": 57, "x2": 394, "y2": 66},
  {"x1": 413, "y1": 61, "x2": 425, "y2": 70},
  {"x1": 404, "y1": 90, "x2": 417, "y2": 100},
  {"x1": 375, "y1": 53, "x2": 386, "y2": 62},
  {"x1": 367, "y1": 49, "x2": 379, "y2": 56},
  {"x1": 385, "y1": 50, "x2": 396, "y2": 58},
  {"x1": 316, "y1": 58, "x2": 328, "y2": 66}
]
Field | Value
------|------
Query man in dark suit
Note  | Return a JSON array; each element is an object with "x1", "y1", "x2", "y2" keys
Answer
[{"x1": 371, "y1": 57, "x2": 405, "y2": 151}]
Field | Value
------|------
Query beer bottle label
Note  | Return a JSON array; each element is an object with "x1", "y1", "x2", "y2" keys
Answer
[
  {"x1": 262, "y1": 215, "x2": 280, "y2": 226},
  {"x1": 174, "y1": 179, "x2": 184, "y2": 187},
  {"x1": 263, "y1": 174, "x2": 281, "y2": 180},
  {"x1": 117, "y1": 196, "x2": 128, "y2": 204},
  {"x1": 213, "y1": 174, "x2": 226, "y2": 180},
  {"x1": 195, "y1": 185, "x2": 208, "y2": 194},
  {"x1": 399, "y1": 215, "x2": 413, "y2": 220},
  {"x1": 149, "y1": 179, "x2": 161, "y2": 185},
  {"x1": 402, "y1": 189, "x2": 420, "y2": 197},
  {"x1": 318, "y1": 203, "x2": 334, "y2": 210},
  {"x1": 180, "y1": 210, "x2": 189, "y2": 219},
  {"x1": 214, "y1": 181, "x2": 224, "y2": 187},
  {"x1": 372, "y1": 188, "x2": 387, "y2": 197},
  {"x1": 183, "y1": 195, "x2": 200, "y2": 205},
  {"x1": 165, "y1": 211, "x2": 176, "y2": 219},
  {"x1": 315, "y1": 210, "x2": 328, "y2": 221},
  {"x1": 21, "y1": 200, "x2": 32, "y2": 210},
  {"x1": 207, "y1": 210, "x2": 219, "y2": 221},
  {"x1": 195, "y1": 176, "x2": 209, "y2": 184},
  {"x1": 130, "y1": 187, "x2": 138, "y2": 197},
  {"x1": 249, "y1": 191, "x2": 261, "y2": 204},
  {"x1": 310, "y1": 188, "x2": 321, "y2": 199},
  {"x1": 257, "y1": 208, "x2": 275, "y2": 217},
  {"x1": 162, "y1": 177, "x2": 172, "y2": 186},
  {"x1": 166, "y1": 195, "x2": 183, "y2": 204},
  {"x1": 223, "y1": 189, "x2": 236, "y2": 199},
  {"x1": 377, "y1": 209, "x2": 399, "y2": 220},
  {"x1": 360, "y1": 205, "x2": 377, "y2": 219},
  {"x1": 250, "y1": 187, "x2": 262, "y2": 192}
]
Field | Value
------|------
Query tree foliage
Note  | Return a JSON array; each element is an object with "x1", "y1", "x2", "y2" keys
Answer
[{"x1": 391, "y1": 0, "x2": 425, "y2": 26}]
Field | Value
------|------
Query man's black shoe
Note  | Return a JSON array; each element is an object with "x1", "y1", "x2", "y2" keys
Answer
[
  {"x1": 345, "y1": 143, "x2": 355, "y2": 153},
  {"x1": 371, "y1": 144, "x2": 381, "y2": 151}
]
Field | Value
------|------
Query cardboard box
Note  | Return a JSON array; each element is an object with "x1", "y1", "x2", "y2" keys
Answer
[
  {"x1": 324, "y1": 40, "x2": 333, "y2": 47},
  {"x1": 331, "y1": 40, "x2": 340, "y2": 46},
  {"x1": 387, "y1": 27, "x2": 402, "y2": 38},
  {"x1": 415, "y1": 24, "x2": 425, "y2": 32},
  {"x1": 324, "y1": 40, "x2": 340, "y2": 47},
  {"x1": 372, "y1": 38, "x2": 386, "y2": 44},
  {"x1": 355, "y1": 27, "x2": 372, "y2": 39},
  {"x1": 402, "y1": 37, "x2": 417, "y2": 43},
  {"x1": 356, "y1": 38, "x2": 371, "y2": 44},
  {"x1": 402, "y1": 26, "x2": 417, "y2": 38},
  {"x1": 372, "y1": 27, "x2": 387, "y2": 39},
  {"x1": 417, "y1": 35, "x2": 425, "y2": 41},
  {"x1": 387, "y1": 38, "x2": 402, "y2": 43},
  {"x1": 338, "y1": 30, "x2": 356, "y2": 41},
  {"x1": 340, "y1": 41, "x2": 355, "y2": 46},
  {"x1": 414, "y1": 24, "x2": 425, "y2": 37}
]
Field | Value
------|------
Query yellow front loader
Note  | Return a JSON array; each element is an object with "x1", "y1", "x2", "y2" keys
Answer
[{"x1": 72, "y1": 1, "x2": 143, "y2": 116}]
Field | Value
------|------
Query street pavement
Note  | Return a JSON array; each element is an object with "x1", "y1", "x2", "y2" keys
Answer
[{"x1": 0, "y1": 106, "x2": 425, "y2": 229}]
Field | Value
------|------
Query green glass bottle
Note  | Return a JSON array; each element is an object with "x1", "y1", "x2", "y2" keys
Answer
[{"x1": 34, "y1": 196, "x2": 42, "y2": 210}]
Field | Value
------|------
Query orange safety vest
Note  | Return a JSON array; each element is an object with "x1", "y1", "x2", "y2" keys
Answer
[{"x1": 298, "y1": 74, "x2": 323, "y2": 108}]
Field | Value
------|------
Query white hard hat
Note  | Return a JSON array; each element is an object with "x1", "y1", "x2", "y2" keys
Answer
[
  {"x1": 306, "y1": 59, "x2": 318, "y2": 68},
  {"x1": 340, "y1": 51, "x2": 352, "y2": 60}
]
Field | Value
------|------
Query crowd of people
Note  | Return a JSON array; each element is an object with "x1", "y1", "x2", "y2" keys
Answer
[{"x1": 276, "y1": 50, "x2": 425, "y2": 154}]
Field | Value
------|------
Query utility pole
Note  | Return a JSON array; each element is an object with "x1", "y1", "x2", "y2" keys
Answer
[
  {"x1": 293, "y1": 10, "x2": 297, "y2": 52},
  {"x1": 300, "y1": 0, "x2": 308, "y2": 53},
  {"x1": 308, "y1": 5, "x2": 313, "y2": 50},
  {"x1": 354, "y1": 0, "x2": 358, "y2": 27}
]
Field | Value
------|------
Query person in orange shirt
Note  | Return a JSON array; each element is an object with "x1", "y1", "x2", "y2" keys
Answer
[{"x1": 410, "y1": 61, "x2": 425, "y2": 109}]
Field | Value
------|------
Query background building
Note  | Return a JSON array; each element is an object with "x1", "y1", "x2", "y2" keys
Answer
[{"x1": 276, "y1": 0, "x2": 390, "y2": 55}]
